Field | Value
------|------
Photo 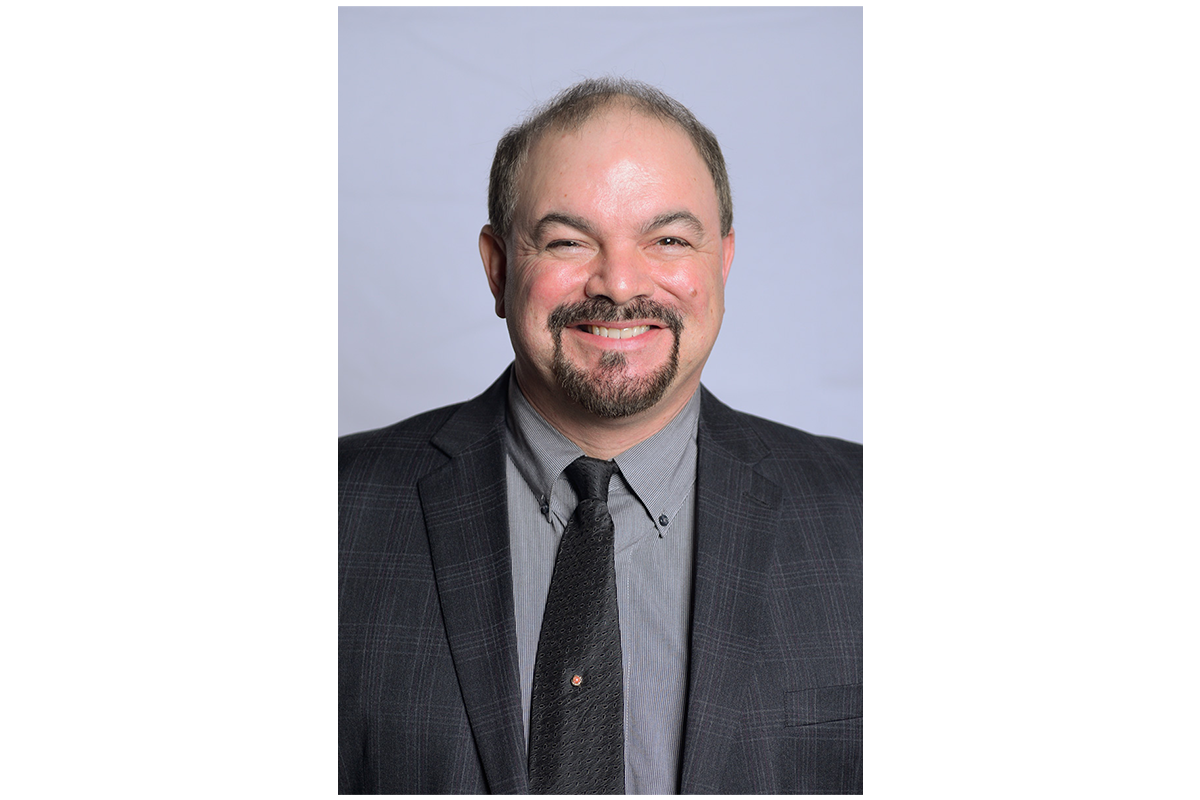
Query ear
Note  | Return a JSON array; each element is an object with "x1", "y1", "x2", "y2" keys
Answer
[
  {"x1": 720, "y1": 227, "x2": 735, "y2": 285},
  {"x1": 479, "y1": 224, "x2": 508, "y2": 318}
]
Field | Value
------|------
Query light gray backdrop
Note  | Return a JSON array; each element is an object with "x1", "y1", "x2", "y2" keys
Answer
[{"x1": 339, "y1": 6, "x2": 862, "y2": 442}]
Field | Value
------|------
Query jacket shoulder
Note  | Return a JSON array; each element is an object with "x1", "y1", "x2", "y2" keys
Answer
[
  {"x1": 340, "y1": 403, "x2": 463, "y2": 454},
  {"x1": 339, "y1": 402, "x2": 463, "y2": 489},
  {"x1": 741, "y1": 412, "x2": 861, "y2": 482},
  {"x1": 699, "y1": 388, "x2": 861, "y2": 491}
]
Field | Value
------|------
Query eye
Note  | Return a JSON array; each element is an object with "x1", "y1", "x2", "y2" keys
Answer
[
  {"x1": 656, "y1": 237, "x2": 690, "y2": 248},
  {"x1": 546, "y1": 239, "x2": 583, "y2": 250}
]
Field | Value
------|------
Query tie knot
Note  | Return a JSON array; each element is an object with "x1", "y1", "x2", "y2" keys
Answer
[{"x1": 564, "y1": 456, "x2": 618, "y2": 503}]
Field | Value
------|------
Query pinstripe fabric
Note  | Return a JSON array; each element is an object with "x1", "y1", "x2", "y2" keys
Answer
[
  {"x1": 339, "y1": 368, "x2": 862, "y2": 794},
  {"x1": 505, "y1": 377, "x2": 697, "y2": 794}
]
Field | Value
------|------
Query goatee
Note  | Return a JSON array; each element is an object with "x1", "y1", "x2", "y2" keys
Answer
[{"x1": 548, "y1": 297, "x2": 683, "y2": 419}]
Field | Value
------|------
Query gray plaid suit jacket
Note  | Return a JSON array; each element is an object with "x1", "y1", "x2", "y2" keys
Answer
[{"x1": 339, "y1": 370, "x2": 863, "y2": 794}]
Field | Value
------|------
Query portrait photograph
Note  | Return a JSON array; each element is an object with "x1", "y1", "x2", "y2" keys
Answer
[
  {"x1": 339, "y1": 5, "x2": 862, "y2": 794},
  {"x1": 6, "y1": 4, "x2": 1192, "y2": 798}
]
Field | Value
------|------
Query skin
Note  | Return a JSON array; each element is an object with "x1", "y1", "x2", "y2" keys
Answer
[{"x1": 480, "y1": 104, "x2": 735, "y2": 460}]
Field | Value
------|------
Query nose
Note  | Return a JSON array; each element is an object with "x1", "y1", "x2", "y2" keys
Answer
[{"x1": 585, "y1": 245, "x2": 654, "y2": 306}]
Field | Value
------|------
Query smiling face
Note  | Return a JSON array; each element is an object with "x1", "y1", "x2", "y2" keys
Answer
[{"x1": 481, "y1": 104, "x2": 735, "y2": 430}]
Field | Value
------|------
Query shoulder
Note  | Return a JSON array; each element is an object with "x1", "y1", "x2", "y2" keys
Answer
[
  {"x1": 340, "y1": 403, "x2": 460, "y2": 458},
  {"x1": 698, "y1": 387, "x2": 861, "y2": 490},
  {"x1": 339, "y1": 370, "x2": 511, "y2": 486},
  {"x1": 339, "y1": 373, "x2": 509, "y2": 559},
  {"x1": 741, "y1": 411, "x2": 860, "y2": 481},
  {"x1": 698, "y1": 390, "x2": 862, "y2": 577},
  {"x1": 338, "y1": 402, "x2": 467, "y2": 494}
]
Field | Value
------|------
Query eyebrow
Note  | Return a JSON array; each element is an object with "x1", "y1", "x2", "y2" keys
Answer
[
  {"x1": 531, "y1": 212, "x2": 597, "y2": 243},
  {"x1": 640, "y1": 211, "x2": 706, "y2": 238},
  {"x1": 530, "y1": 209, "x2": 708, "y2": 243}
]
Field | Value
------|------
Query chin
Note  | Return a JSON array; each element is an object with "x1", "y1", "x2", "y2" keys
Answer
[{"x1": 553, "y1": 349, "x2": 679, "y2": 419}]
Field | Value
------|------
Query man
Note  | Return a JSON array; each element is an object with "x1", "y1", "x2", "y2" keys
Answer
[{"x1": 339, "y1": 78, "x2": 862, "y2": 794}]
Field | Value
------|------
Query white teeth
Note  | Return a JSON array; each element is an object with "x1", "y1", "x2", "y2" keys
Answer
[{"x1": 588, "y1": 325, "x2": 651, "y2": 339}]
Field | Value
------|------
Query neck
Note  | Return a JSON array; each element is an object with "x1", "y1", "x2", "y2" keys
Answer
[{"x1": 513, "y1": 369, "x2": 700, "y2": 461}]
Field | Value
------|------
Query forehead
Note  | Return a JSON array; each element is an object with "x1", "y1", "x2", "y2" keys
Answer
[{"x1": 516, "y1": 106, "x2": 716, "y2": 223}]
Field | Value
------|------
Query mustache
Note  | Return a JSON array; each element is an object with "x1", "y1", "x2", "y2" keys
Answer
[{"x1": 548, "y1": 297, "x2": 683, "y2": 336}]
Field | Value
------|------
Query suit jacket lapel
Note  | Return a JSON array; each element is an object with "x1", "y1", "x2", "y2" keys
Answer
[
  {"x1": 680, "y1": 389, "x2": 782, "y2": 792},
  {"x1": 415, "y1": 378, "x2": 785, "y2": 792},
  {"x1": 419, "y1": 373, "x2": 528, "y2": 794}
]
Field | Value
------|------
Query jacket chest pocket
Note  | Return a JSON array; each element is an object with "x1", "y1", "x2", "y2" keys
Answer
[{"x1": 785, "y1": 683, "x2": 862, "y2": 727}]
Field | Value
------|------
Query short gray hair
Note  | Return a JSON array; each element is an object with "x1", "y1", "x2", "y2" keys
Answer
[{"x1": 486, "y1": 77, "x2": 733, "y2": 243}]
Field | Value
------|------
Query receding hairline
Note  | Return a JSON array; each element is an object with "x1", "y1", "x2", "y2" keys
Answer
[
  {"x1": 528, "y1": 96, "x2": 696, "y2": 150},
  {"x1": 510, "y1": 101, "x2": 719, "y2": 241},
  {"x1": 488, "y1": 78, "x2": 734, "y2": 244}
]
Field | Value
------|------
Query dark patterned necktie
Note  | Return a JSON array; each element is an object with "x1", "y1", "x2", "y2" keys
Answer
[{"x1": 527, "y1": 456, "x2": 625, "y2": 794}]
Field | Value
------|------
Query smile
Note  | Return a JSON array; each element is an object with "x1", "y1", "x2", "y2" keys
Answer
[{"x1": 583, "y1": 324, "x2": 652, "y2": 339}]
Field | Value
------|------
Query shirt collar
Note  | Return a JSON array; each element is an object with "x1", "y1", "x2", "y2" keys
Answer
[{"x1": 504, "y1": 372, "x2": 700, "y2": 531}]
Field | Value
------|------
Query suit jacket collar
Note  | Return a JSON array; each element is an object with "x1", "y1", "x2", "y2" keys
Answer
[{"x1": 420, "y1": 372, "x2": 783, "y2": 794}]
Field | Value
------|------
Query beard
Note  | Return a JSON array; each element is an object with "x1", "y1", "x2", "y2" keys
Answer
[{"x1": 548, "y1": 297, "x2": 684, "y2": 419}]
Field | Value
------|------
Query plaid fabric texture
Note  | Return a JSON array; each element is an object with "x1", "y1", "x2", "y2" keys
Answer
[{"x1": 339, "y1": 370, "x2": 862, "y2": 794}]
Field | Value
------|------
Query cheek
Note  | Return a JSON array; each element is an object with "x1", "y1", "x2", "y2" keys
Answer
[
  {"x1": 657, "y1": 259, "x2": 723, "y2": 305},
  {"x1": 681, "y1": 280, "x2": 725, "y2": 338},
  {"x1": 509, "y1": 275, "x2": 565, "y2": 341},
  {"x1": 672, "y1": 276, "x2": 721, "y2": 322},
  {"x1": 520, "y1": 268, "x2": 581, "y2": 316}
]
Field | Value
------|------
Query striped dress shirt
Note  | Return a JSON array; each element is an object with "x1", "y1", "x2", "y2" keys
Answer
[{"x1": 504, "y1": 375, "x2": 699, "y2": 794}]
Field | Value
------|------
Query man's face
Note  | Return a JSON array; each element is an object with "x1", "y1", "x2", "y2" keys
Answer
[{"x1": 483, "y1": 105, "x2": 734, "y2": 423}]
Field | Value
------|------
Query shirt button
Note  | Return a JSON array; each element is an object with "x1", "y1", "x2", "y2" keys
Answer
[{"x1": 658, "y1": 514, "x2": 669, "y2": 526}]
